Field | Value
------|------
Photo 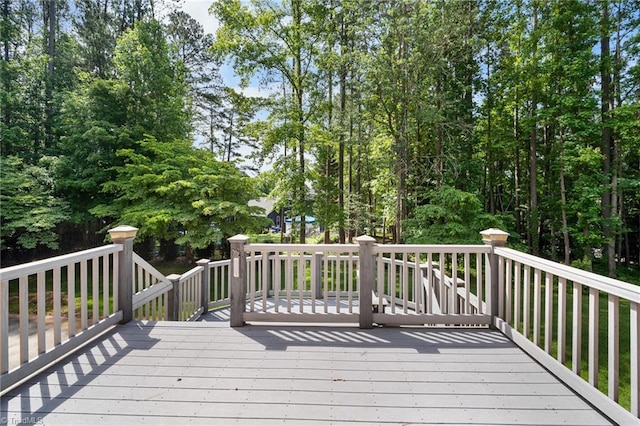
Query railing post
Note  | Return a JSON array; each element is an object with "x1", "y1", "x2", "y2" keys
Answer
[
  {"x1": 480, "y1": 228, "x2": 509, "y2": 326},
  {"x1": 197, "y1": 259, "x2": 210, "y2": 315},
  {"x1": 314, "y1": 252, "x2": 323, "y2": 298},
  {"x1": 166, "y1": 274, "x2": 181, "y2": 321},
  {"x1": 357, "y1": 235, "x2": 376, "y2": 329},
  {"x1": 229, "y1": 235, "x2": 249, "y2": 328},
  {"x1": 108, "y1": 225, "x2": 138, "y2": 324},
  {"x1": 266, "y1": 252, "x2": 274, "y2": 297}
]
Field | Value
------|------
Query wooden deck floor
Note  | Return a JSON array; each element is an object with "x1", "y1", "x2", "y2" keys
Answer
[{"x1": 2, "y1": 311, "x2": 613, "y2": 425}]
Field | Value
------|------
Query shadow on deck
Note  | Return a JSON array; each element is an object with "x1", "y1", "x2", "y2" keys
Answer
[{"x1": 1, "y1": 307, "x2": 614, "y2": 425}]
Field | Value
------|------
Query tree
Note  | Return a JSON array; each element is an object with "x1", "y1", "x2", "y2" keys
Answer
[
  {"x1": 165, "y1": 10, "x2": 225, "y2": 149},
  {"x1": 113, "y1": 19, "x2": 191, "y2": 142},
  {"x1": 91, "y1": 136, "x2": 267, "y2": 254},
  {"x1": 212, "y1": 0, "x2": 324, "y2": 243},
  {"x1": 56, "y1": 77, "x2": 135, "y2": 221},
  {"x1": 403, "y1": 186, "x2": 504, "y2": 245},
  {"x1": 72, "y1": 0, "x2": 117, "y2": 78},
  {"x1": 0, "y1": 156, "x2": 70, "y2": 258},
  {"x1": 215, "y1": 87, "x2": 263, "y2": 169}
]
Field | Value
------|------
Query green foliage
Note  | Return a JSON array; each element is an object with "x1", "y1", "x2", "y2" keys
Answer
[
  {"x1": 92, "y1": 136, "x2": 268, "y2": 249},
  {"x1": 1, "y1": 156, "x2": 70, "y2": 251},
  {"x1": 2, "y1": 0, "x2": 639, "y2": 278},
  {"x1": 403, "y1": 186, "x2": 504, "y2": 245},
  {"x1": 311, "y1": 125, "x2": 341, "y2": 231},
  {"x1": 248, "y1": 233, "x2": 279, "y2": 244},
  {"x1": 113, "y1": 19, "x2": 191, "y2": 142},
  {"x1": 56, "y1": 77, "x2": 135, "y2": 220}
]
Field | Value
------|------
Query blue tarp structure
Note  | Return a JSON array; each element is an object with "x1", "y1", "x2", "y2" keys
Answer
[{"x1": 286, "y1": 216, "x2": 316, "y2": 224}]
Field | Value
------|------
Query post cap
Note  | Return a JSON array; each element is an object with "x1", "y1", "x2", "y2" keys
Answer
[
  {"x1": 108, "y1": 225, "x2": 139, "y2": 240},
  {"x1": 480, "y1": 228, "x2": 509, "y2": 246},
  {"x1": 355, "y1": 235, "x2": 376, "y2": 244},
  {"x1": 228, "y1": 234, "x2": 250, "y2": 243}
]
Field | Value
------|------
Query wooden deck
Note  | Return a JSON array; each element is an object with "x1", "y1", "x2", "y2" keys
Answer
[{"x1": 2, "y1": 309, "x2": 614, "y2": 426}]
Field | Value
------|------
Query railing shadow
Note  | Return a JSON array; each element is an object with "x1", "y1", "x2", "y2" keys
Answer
[
  {"x1": 233, "y1": 325, "x2": 516, "y2": 353},
  {"x1": 1, "y1": 323, "x2": 161, "y2": 425}
]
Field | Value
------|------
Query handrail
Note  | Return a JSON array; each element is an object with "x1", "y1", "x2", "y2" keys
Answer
[
  {"x1": 495, "y1": 247, "x2": 640, "y2": 302},
  {"x1": 231, "y1": 240, "x2": 492, "y2": 327},
  {"x1": 1, "y1": 244, "x2": 123, "y2": 395},
  {"x1": 494, "y1": 246, "x2": 640, "y2": 421},
  {"x1": 373, "y1": 244, "x2": 491, "y2": 254},
  {"x1": 247, "y1": 243, "x2": 359, "y2": 253},
  {"x1": 3, "y1": 230, "x2": 639, "y2": 421},
  {"x1": 175, "y1": 266, "x2": 204, "y2": 321},
  {"x1": 208, "y1": 259, "x2": 231, "y2": 309},
  {"x1": 132, "y1": 253, "x2": 171, "y2": 287},
  {"x1": 0, "y1": 245, "x2": 122, "y2": 281},
  {"x1": 131, "y1": 252, "x2": 172, "y2": 320}
]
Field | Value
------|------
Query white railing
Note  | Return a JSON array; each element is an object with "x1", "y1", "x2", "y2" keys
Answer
[
  {"x1": 0, "y1": 230, "x2": 214, "y2": 393},
  {"x1": 172, "y1": 266, "x2": 204, "y2": 321},
  {"x1": 3, "y1": 227, "x2": 639, "y2": 422},
  {"x1": 228, "y1": 237, "x2": 493, "y2": 327},
  {"x1": 241, "y1": 244, "x2": 361, "y2": 323},
  {"x1": 494, "y1": 247, "x2": 640, "y2": 424},
  {"x1": 0, "y1": 244, "x2": 124, "y2": 393},
  {"x1": 209, "y1": 259, "x2": 231, "y2": 309},
  {"x1": 131, "y1": 253, "x2": 172, "y2": 320},
  {"x1": 137, "y1": 258, "x2": 234, "y2": 322},
  {"x1": 372, "y1": 245, "x2": 491, "y2": 326}
]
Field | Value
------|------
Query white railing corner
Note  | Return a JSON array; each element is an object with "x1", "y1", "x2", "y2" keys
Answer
[
  {"x1": 108, "y1": 225, "x2": 138, "y2": 323},
  {"x1": 356, "y1": 235, "x2": 376, "y2": 329},
  {"x1": 229, "y1": 235, "x2": 249, "y2": 327}
]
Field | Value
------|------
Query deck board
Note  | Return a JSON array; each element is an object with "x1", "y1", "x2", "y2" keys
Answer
[{"x1": 2, "y1": 314, "x2": 613, "y2": 425}]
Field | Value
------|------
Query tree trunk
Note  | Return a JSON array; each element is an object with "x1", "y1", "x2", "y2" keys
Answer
[
  {"x1": 325, "y1": 58, "x2": 333, "y2": 244},
  {"x1": 44, "y1": 0, "x2": 56, "y2": 150},
  {"x1": 226, "y1": 112, "x2": 234, "y2": 162},
  {"x1": 559, "y1": 149, "x2": 571, "y2": 265},
  {"x1": 486, "y1": 45, "x2": 495, "y2": 214},
  {"x1": 514, "y1": 86, "x2": 522, "y2": 237},
  {"x1": 528, "y1": 3, "x2": 539, "y2": 256},
  {"x1": 600, "y1": 0, "x2": 616, "y2": 277},
  {"x1": 338, "y1": 12, "x2": 347, "y2": 244},
  {"x1": 2, "y1": 0, "x2": 8, "y2": 62},
  {"x1": 293, "y1": 0, "x2": 306, "y2": 244}
]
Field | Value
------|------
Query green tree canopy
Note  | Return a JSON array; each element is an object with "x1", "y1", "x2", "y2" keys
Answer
[
  {"x1": 1, "y1": 156, "x2": 70, "y2": 253},
  {"x1": 403, "y1": 186, "x2": 505, "y2": 245},
  {"x1": 92, "y1": 136, "x2": 269, "y2": 249}
]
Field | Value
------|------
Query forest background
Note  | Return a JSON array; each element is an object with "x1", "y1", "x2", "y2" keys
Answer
[{"x1": 1, "y1": 0, "x2": 639, "y2": 281}]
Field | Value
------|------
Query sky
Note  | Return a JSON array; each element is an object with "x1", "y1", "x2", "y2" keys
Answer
[
  {"x1": 179, "y1": 1, "x2": 236, "y2": 87},
  {"x1": 178, "y1": 1, "x2": 272, "y2": 172},
  {"x1": 179, "y1": 0, "x2": 269, "y2": 98},
  {"x1": 181, "y1": 0, "x2": 220, "y2": 35}
]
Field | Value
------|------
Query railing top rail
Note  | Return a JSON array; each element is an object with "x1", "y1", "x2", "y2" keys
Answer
[
  {"x1": 374, "y1": 244, "x2": 491, "y2": 254},
  {"x1": 244, "y1": 243, "x2": 491, "y2": 255},
  {"x1": 209, "y1": 259, "x2": 231, "y2": 267},
  {"x1": 495, "y1": 247, "x2": 640, "y2": 303},
  {"x1": 246, "y1": 243, "x2": 359, "y2": 253},
  {"x1": 179, "y1": 265, "x2": 203, "y2": 282},
  {"x1": 0, "y1": 244, "x2": 123, "y2": 281}
]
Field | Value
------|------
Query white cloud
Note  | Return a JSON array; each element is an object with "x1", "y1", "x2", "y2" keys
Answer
[{"x1": 181, "y1": 1, "x2": 219, "y2": 35}]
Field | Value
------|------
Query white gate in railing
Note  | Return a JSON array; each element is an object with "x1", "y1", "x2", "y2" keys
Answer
[{"x1": 232, "y1": 239, "x2": 361, "y2": 325}]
